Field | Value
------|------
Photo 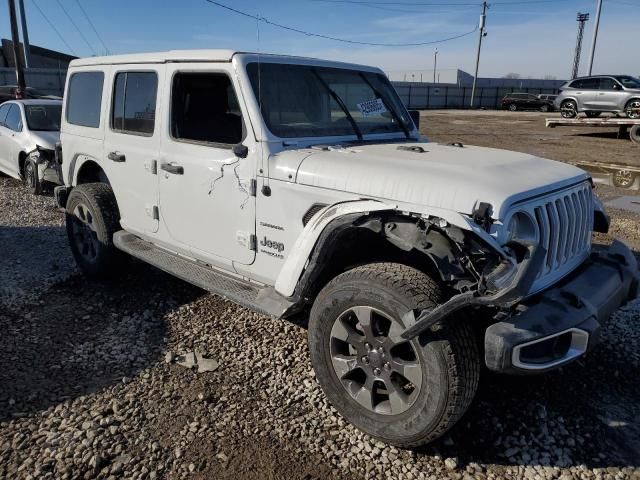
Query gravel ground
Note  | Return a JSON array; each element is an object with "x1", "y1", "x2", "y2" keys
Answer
[{"x1": 1, "y1": 112, "x2": 640, "y2": 480}]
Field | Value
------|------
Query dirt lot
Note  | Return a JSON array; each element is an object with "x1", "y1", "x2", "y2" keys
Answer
[{"x1": 1, "y1": 110, "x2": 639, "y2": 480}]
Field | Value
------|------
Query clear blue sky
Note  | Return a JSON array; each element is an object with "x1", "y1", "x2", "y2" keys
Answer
[{"x1": 1, "y1": 0, "x2": 637, "y2": 79}]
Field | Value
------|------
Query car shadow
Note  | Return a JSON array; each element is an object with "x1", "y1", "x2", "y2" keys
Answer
[
  {"x1": 0, "y1": 234, "x2": 205, "y2": 422},
  {"x1": 572, "y1": 130, "x2": 629, "y2": 141}
]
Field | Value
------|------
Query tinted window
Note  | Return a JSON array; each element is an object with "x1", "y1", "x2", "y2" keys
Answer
[
  {"x1": 569, "y1": 80, "x2": 583, "y2": 89},
  {"x1": 66, "y1": 71, "x2": 104, "y2": 127},
  {"x1": 599, "y1": 78, "x2": 618, "y2": 90},
  {"x1": 615, "y1": 76, "x2": 640, "y2": 88},
  {"x1": 581, "y1": 78, "x2": 599, "y2": 89},
  {"x1": 171, "y1": 72, "x2": 244, "y2": 145},
  {"x1": 111, "y1": 72, "x2": 158, "y2": 135},
  {"x1": 0, "y1": 104, "x2": 10, "y2": 124},
  {"x1": 25, "y1": 104, "x2": 62, "y2": 131},
  {"x1": 5, "y1": 104, "x2": 22, "y2": 131}
]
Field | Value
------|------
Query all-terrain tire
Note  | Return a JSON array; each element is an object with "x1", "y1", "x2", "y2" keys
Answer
[
  {"x1": 308, "y1": 262, "x2": 480, "y2": 448},
  {"x1": 65, "y1": 183, "x2": 125, "y2": 279}
]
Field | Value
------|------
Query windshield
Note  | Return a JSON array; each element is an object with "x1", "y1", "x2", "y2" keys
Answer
[
  {"x1": 25, "y1": 104, "x2": 62, "y2": 131},
  {"x1": 247, "y1": 63, "x2": 411, "y2": 139},
  {"x1": 615, "y1": 76, "x2": 640, "y2": 88}
]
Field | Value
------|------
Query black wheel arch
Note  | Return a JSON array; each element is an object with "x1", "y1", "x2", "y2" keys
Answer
[{"x1": 75, "y1": 159, "x2": 111, "y2": 186}]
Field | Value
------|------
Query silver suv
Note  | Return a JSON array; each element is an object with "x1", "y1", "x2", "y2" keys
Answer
[{"x1": 555, "y1": 75, "x2": 640, "y2": 119}]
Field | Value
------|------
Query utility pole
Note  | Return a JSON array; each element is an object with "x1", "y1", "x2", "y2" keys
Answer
[
  {"x1": 7, "y1": 0, "x2": 26, "y2": 90},
  {"x1": 470, "y1": 1, "x2": 488, "y2": 108},
  {"x1": 433, "y1": 48, "x2": 438, "y2": 84},
  {"x1": 587, "y1": 0, "x2": 602, "y2": 75},
  {"x1": 18, "y1": 0, "x2": 31, "y2": 68}
]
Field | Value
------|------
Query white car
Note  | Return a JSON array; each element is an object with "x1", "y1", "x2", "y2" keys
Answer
[
  {"x1": 0, "y1": 99, "x2": 63, "y2": 194},
  {"x1": 54, "y1": 50, "x2": 639, "y2": 447}
]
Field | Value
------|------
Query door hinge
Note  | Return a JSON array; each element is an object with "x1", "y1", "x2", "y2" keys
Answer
[
  {"x1": 146, "y1": 205, "x2": 159, "y2": 220},
  {"x1": 237, "y1": 231, "x2": 257, "y2": 251},
  {"x1": 250, "y1": 234, "x2": 257, "y2": 251},
  {"x1": 250, "y1": 179, "x2": 257, "y2": 197},
  {"x1": 145, "y1": 159, "x2": 158, "y2": 175}
]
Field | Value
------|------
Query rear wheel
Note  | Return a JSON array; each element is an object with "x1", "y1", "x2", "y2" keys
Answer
[
  {"x1": 308, "y1": 263, "x2": 479, "y2": 447},
  {"x1": 540, "y1": 104, "x2": 549, "y2": 112},
  {"x1": 561, "y1": 100, "x2": 578, "y2": 118},
  {"x1": 508, "y1": 104, "x2": 517, "y2": 111},
  {"x1": 585, "y1": 111, "x2": 601, "y2": 118},
  {"x1": 625, "y1": 99, "x2": 640, "y2": 119},
  {"x1": 65, "y1": 183, "x2": 125, "y2": 279}
]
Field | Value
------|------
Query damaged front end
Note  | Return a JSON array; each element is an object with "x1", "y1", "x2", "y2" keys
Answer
[
  {"x1": 28, "y1": 144, "x2": 63, "y2": 185},
  {"x1": 399, "y1": 215, "x2": 639, "y2": 374}
]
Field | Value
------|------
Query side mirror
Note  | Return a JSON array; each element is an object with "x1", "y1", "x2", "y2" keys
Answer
[
  {"x1": 232, "y1": 143, "x2": 248, "y2": 158},
  {"x1": 408, "y1": 110, "x2": 420, "y2": 130}
]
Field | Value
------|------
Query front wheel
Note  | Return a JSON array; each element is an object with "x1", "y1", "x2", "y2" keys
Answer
[
  {"x1": 23, "y1": 159, "x2": 43, "y2": 195},
  {"x1": 308, "y1": 263, "x2": 479, "y2": 447},
  {"x1": 65, "y1": 183, "x2": 126, "y2": 279},
  {"x1": 508, "y1": 104, "x2": 517, "y2": 111},
  {"x1": 560, "y1": 100, "x2": 578, "y2": 118},
  {"x1": 625, "y1": 99, "x2": 640, "y2": 119},
  {"x1": 612, "y1": 169, "x2": 636, "y2": 189},
  {"x1": 540, "y1": 104, "x2": 549, "y2": 112}
]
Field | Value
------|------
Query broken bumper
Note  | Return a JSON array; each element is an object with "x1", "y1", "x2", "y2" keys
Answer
[{"x1": 485, "y1": 240, "x2": 639, "y2": 374}]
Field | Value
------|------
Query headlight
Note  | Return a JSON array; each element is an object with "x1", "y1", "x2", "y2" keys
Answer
[{"x1": 505, "y1": 211, "x2": 538, "y2": 243}]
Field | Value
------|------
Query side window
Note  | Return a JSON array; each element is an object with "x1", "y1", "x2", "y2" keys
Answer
[
  {"x1": 5, "y1": 105, "x2": 22, "y2": 131},
  {"x1": 581, "y1": 78, "x2": 599, "y2": 89},
  {"x1": 111, "y1": 71, "x2": 158, "y2": 135},
  {"x1": 569, "y1": 80, "x2": 583, "y2": 89},
  {"x1": 66, "y1": 71, "x2": 104, "y2": 128},
  {"x1": 599, "y1": 78, "x2": 617, "y2": 90},
  {"x1": 171, "y1": 72, "x2": 244, "y2": 146},
  {"x1": 0, "y1": 104, "x2": 11, "y2": 126}
]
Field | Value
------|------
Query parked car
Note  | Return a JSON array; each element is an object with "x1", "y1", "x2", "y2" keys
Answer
[
  {"x1": 538, "y1": 94, "x2": 558, "y2": 107},
  {"x1": 55, "y1": 50, "x2": 638, "y2": 448},
  {"x1": 0, "y1": 99, "x2": 63, "y2": 194},
  {"x1": 501, "y1": 92, "x2": 553, "y2": 112},
  {"x1": 555, "y1": 75, "x2": 640, "y2": 118},
  {"x1": 0, "y1": 85, "x2": 62, "y2": 103}
]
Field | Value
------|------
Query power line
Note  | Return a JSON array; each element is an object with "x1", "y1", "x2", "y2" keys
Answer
[
  {"x1": 30, "y1": 0, "x2": 76, "y2": 55},
  {"x1": 55, "y1": 0, "x2": 97, "y2": 55},
  {"x1": 73, "y1": 0, "x2": 110, "y2": 54},
  {"x1": 204, "y1": 0, "x2": 478, "y2": 47},
  {"x1": 312, "y1": 1, "x2": 480, "y2": 6}
]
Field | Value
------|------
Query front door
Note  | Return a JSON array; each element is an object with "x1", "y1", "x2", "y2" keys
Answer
[
  {"x1": 0, "y1": 103, "x2": 14, "y2": 175},
  {"x1": 103, "y1": 66, "x2": 162, "y2": 235},
  {"x1": 158, "y1": 65, "x2": 256, "y2": 266}
]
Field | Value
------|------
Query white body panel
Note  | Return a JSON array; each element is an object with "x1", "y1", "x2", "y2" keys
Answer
[{"x1": 60, "y1": 50, "x2": 595, "y2": 299}]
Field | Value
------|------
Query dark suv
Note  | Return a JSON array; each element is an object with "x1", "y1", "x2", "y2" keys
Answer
[
  {"x1": 501, "y1": 93, "x2": 553, "y2": 112},
  {"x1": 555, "y1": 75, "x2": 640, "y2": 118}
]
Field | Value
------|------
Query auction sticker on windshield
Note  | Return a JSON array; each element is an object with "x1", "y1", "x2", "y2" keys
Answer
[{"x1": 356, "y1": 98, "x2": 387, "y2": 117}]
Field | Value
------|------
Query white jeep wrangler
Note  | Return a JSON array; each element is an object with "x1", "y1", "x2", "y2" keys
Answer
[{"x1": 55, "y1": 50, "x2": 639, "y2": 447}]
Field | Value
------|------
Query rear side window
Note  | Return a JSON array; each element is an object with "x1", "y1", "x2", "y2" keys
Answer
[
  {"x1": 66, "y1": 71, "x2": 104, "y2": 128},
  {"x1": 569, "y1": 80, "x2": 583, "y2": 88},
  {"x1": 111, "y1": 71, "x2": 158, "y2": 135}
]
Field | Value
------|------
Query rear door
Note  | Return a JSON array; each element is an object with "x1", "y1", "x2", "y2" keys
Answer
[
  {"x1": 578, "y1": 78, "x2": 600, "y2": 109},
  {"x1": 103, "y1": 66, "x2": 162, "y2": 235},
  {"x1": 0, "y1": 104, "x2": 23, "y2": 177}
]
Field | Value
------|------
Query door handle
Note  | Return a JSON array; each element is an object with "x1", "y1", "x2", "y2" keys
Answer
[
  {"x1": 108, "y1": 151, "x2": 126, "y2": 162},
  {"x1": 161, "y1": 162, "x2": 184, "y2": 175}
]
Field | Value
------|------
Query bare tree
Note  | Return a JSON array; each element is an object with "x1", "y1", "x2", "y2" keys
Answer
[{"x1": 503, "y1": 72, "x2": 521, "y2": 79}]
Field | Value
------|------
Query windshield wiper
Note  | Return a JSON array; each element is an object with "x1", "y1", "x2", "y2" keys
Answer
[
  {"x1": 359, "y1": 73, "x2": 410, "y2": 140},
  {"x1": 312, "y1": 69, "x2": 363, "y2": 141}
]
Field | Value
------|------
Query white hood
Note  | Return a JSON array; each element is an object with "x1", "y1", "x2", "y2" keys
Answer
[
  {"x1": 30, "y1": 131, "x2": 60, "y2": 150},
  {"x1": 292, "y1": 142, "x2": 589, "y2": 219}
]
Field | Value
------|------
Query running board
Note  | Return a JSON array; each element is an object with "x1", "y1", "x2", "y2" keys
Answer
[{"x1": 113, "y1": 231, "x2": 293, "y2": 318}]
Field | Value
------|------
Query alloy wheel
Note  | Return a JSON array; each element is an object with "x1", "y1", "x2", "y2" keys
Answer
[
  {"x1": 626, "y1": 100, "x2": 640, "y2": 119},
  {"x1": 329, "y1": 306, "x2": 423, "y2": 415},
  {"x1": 70, "y1": 203, "x2": 100, "y2": 263}
]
